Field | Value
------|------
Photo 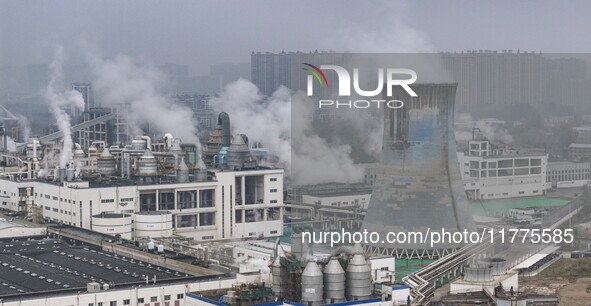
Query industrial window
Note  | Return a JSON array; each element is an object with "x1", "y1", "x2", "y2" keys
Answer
[
  {"x1": 199, "y1": 189, "x2": 215, "y2": 208},
  {"x1": 177, "y1": 294, "x2": 184, "y2": 299},
  {"x1": 235, "y1": 210, "x2": 243, "y2": 223},
  {"x1": 109, "y1": 301, "x2": 117, "y2": 306},
  {"x1": 267, "y1": 207, "x2": 281, "y2": 221},
  {"x1": 137, "y1": 298, "x2": 144, "y2": 304},
  {"x1": 270, "y1": 230, "x2": 278, "y2": 234},
  {"x1": 52, "y1": 196, "x2": 58, "y2": 200},
  {"x1": 177, "y1": 215, "x2": 197, "y2": 228},
  {"x1": 158, "y1": 192, "x2": 175, "y2": 210},
  {"x1": 270, "y1": 189, "x2": 277, "y2": 193},
  {"x1": 120, "y1": 198, "x2": 133, "y2": 202},
  {"x1": 151, "y1": 297, "x2": 157, "y2": 302},
  {"x1": 270, "y1": 200, "x2": 278, "y2": 203},
  {"x1": 199, "y1": 212, "x2": 215, "y2": 226},
  {"x1": 270, "y1": 178, "x2": 277, "y2": 182},
  {"x1": 177, "y1": 190, "x2": 197, "y2": 209},
  {"x1": 101, "y1": 199, "x2": 115, "y2": 204},
  {"x1": 164, "y1": 295, "x2": 171, "y2": 301},
  {"x1": 245, "y1": 209, "x2": 264, "y2": 222},
  {"x1": 123, "y1": 300, "x2": 130, "y2": 305},
  {"x1": 202, "y1": 236, "x2": 214, "y2": 240}
]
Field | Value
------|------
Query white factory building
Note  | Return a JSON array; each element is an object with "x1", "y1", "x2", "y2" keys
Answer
[
  {"x1": 546, "y1": 161, "x2": 591, "y2": 189},
  {"x1": 457, "y1": 138, "x2": 548, "y2": 200},
  {"x1": 0, "y1": 167, "x2": 284, "y2": 242}
]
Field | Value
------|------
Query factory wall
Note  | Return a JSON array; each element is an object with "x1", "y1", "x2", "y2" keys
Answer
[
  {"x1": 0, "y1": 166, "x2": 284, "y2": 242},
  {"x1": 301, "y1": 194, "x2": 371, "y2": 210},
  {"x1": 0, "y1": 278, "x2": 236, "y2": 306},
  {"x1": 457, "y1": 153, "x2": 548, "y2": 200}
]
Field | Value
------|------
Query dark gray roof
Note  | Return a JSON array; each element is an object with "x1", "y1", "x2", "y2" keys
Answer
[{"x1": 0, "y1": 237, "x2": 201, "y2": 298}]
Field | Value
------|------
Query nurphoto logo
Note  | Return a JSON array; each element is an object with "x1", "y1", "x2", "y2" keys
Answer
[{"x1": 304, "y1": 63, "x2": 417, "y2": 109}]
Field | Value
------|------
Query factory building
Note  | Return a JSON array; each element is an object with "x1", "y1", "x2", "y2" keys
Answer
[
  {"x1": 568, "y1": 143, "x2": 591, "y2": 161},
  {"x1": 457, "y1": 135, "x2": 548, "y2": 200},
  {"x1": 0, "y1": 112, "x2": 284, "y2": 242},
  {"x1": 546, "y1": 161, "x2": 591, "y2": 189}
]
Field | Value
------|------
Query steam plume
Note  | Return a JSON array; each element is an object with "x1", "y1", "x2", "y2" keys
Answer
[
  {"x1": 45, "y1": 47, "x2": 85, "y2": 168},
  {"x1": 87, "y1": 54, "x2": 205, "y2": 167}
]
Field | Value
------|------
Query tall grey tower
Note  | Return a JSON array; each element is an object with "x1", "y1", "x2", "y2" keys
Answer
[{"x1": 362, "y1": 83, "x2": 474, "y2": 259}]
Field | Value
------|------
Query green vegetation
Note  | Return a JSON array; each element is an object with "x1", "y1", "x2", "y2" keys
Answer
[{"x1": 537, "y1": 258, "x2": 591, "y2": 278}]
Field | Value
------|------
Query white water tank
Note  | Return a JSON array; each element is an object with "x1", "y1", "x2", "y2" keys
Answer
[
  {"x1": 91, "y1": 212, "x2": 133, "y2": 240},
  {"x1": 134, "y1": 211, "x2": 173, "y2": 238}
]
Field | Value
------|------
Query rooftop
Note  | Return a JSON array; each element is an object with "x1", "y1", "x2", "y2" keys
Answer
[{"x1": 0, "y1": 235, "x2": 210, "y2": 299}]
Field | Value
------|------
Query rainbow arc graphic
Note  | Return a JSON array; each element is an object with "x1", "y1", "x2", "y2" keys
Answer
[{"x1": 302, "y1": 63, "x2": 329, "y2": 87}]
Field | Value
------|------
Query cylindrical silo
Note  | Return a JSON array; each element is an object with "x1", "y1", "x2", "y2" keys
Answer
[
  {"x1": 301, "y1": 261, "x2": 323, "y2": 306},
  {"x1": 323, "y1": 257, "x2": 346, "y2": 304},
  {"x1": 97, "y1": 148, "x2": 117, "y2": 176},
  {"x1": 346, "y1": 251, "x2": 371, "y2": 301},
  {"x1": 136, "y1": 149, "x2": 158, "y2": 177},
  {"x1": 91, "y1": 212, "x2": 133, "y2": 240},
  {"x1": 134, "y1": 211, "x2": 173, "y2": 238},
  {"x1": 479, "y1": 258, "x2": 506, "y2": 276}
]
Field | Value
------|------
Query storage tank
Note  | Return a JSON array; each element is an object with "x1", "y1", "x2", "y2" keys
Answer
[
  {"x1": 91, "y1": 212, "x2": 133, "y2": 240},
  {"x1": 226, "y1": 134, "x2": 252, "y2": 170},
  {"x1": 131, "y1": 139, "x2": 147, "y2": 151},
  {"x1": 346, "y1": 248, "x2": 371, "y2": 301},
  {"x1": 177, "y1": 158, "x2": 189, "y2": 183},
  {"x1": 464, "y1": 266, "x2": 494, "y2": 282},
  {"x1": 136, "y1": 149, "x2": 158, "y2": 176},
  {"x1": 323, "y1": 257, "x2": 346, "y2": 304},
  {"x1": 301, "y1": 261, "x2": 323, "y2": 306},
  {"x1": 147, "y1": 241, "x2": 155, "y2": 253},
  {"x1": 97, "y1": 148, "x2": 117, "y2": 176},
  {"x1": 479, "y1": 258, "x2": 506, "y2": 276},
  {"x1": 193, "y1": 169, "x2": 208, "y2": 182},
  {"x1": 134, "y1": 211, "x2": 173, "y2": 238}
]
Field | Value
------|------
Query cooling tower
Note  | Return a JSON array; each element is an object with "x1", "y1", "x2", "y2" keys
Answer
[{"x1": 361, "y1": 83, "x2": 474, "y2": 259}]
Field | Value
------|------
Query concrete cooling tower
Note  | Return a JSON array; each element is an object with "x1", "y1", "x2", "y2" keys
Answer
[{"x1": 362, "y1": 83, "x2": 474, "y2": 259}]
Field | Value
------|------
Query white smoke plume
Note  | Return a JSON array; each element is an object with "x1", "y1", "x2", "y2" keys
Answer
[
  {"x1": 455, "y1": 113, "x2": 514, "y2": 145},
  {"x1": 87, "y1": 54, "x2": 205, "y2": 167},
  {"x1": 211, "y1": 79, "x2": 363, "y2": 185},
  {"x1": 235, "y1": 254, "x2": 271, "y2": 274},
  {"x1": 45, "y1": 47, "x2": 85, "y2": 168},
  {"x1": 16, "y1": 115, "x2": 32, "y2": 143},
  {"x1": 6, "y1": 137, "x2": 17, "y2": 152}
]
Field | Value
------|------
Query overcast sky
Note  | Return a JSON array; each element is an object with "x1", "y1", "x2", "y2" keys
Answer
[{"x1": 1, "y1": 0, "x2": 591, "y2": 75}]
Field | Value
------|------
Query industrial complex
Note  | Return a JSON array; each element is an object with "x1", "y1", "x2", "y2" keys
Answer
[{"x1": 0, "y1": 53, "x2": 590, "y2": 306}]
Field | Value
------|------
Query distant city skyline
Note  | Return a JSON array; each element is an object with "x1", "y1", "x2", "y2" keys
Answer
[{"x1": 2, "y1": 0, "x2": 591, "y2": 76}]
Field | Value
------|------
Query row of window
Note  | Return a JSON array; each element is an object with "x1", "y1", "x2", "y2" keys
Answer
[{"x1": 88, "y1": 294, "x2": 183, "y2": 306}]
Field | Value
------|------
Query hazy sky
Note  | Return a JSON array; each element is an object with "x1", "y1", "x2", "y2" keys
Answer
[{"x1": 2, "y1": 0, "x2": 591, "y2": 74}]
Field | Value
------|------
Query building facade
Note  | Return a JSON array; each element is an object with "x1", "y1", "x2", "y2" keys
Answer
[
  {"x1": 0, "y1": 167, "x2": 284, "y2": 241},
  {"x1": 547, "y1": 161, "x2": 591, "y2": 189},
  {"x1": 457, "y1": 138, "x2": 548, "y2": 200}
]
